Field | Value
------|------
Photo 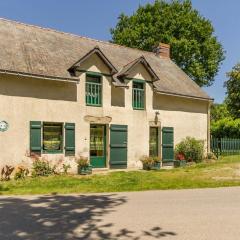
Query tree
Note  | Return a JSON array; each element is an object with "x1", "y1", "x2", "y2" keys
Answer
[
  {"x1": 225, "y1": 63, "x2": 240, "y2": 119},
  {"x1": 111, "y1": 0, "x2": 224, "y2": 87},
  {"x1": 210, "y1": 103, "x2": 230, "y2": 122}
]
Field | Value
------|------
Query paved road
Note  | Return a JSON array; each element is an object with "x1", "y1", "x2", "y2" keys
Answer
[{"x1": 0, "y1": 187, "x2": 240, "y2": 240}]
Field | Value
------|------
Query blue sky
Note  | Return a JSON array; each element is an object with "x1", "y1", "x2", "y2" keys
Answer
[{"x1": 0, "y1": 0, "x2": 239, "y2": 103}]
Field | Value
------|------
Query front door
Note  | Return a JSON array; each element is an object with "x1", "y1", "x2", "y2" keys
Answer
[
  {"x1": 110, "y1": 124, "x2": 128, "y2": 169},
  {"x1": 90, "y1": 124, "x2": 106, "y2": 168}
]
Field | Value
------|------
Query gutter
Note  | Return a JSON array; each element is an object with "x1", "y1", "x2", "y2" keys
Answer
[
  {"x1": 154, "y1": 90, "x2": 214, "y2": 102},
  {"x1": 0, "y1": 69, "x2": 79, "y2": 83}
]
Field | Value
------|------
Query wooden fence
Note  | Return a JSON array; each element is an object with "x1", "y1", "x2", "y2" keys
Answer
[{"x1": 211, "y1": 138, "x2": 240, "y2": 157}]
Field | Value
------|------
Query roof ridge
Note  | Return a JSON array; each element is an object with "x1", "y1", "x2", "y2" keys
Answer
[{"x1": 0, "y1": 17, "x2": 158, "y2": 57}]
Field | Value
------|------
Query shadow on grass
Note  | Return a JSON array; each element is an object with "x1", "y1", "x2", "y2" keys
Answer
[{"x1": 0, "y1": 194, "x2": 176, "y2": 239}]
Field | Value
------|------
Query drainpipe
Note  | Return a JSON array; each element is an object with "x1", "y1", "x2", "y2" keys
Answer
[{"x1": 207, "y1": 100, "x2": 213, "y2": 152}]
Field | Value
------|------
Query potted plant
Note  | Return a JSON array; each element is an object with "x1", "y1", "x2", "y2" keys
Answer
[
  {"x1": 174, "y1": 152, "x2": 187, "y2": 167},
  {"x1": 140, "y1": 156, "x2": 161, "y2": 170},
  {"x1": 76, "y1": 156, "x2": 92, "y2": 175},
  {"x1": 151, "y1": 156, "x2": 161, "y2": 170}
]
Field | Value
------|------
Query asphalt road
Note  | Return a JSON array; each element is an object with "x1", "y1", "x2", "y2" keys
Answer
[{"x1": 0, "y1": 187, "x2": 240, "y2": 240}]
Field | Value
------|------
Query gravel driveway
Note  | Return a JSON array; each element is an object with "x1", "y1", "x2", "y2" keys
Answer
[{"x1": 0, "y1": 187, "x2": 240, "y2": 240}]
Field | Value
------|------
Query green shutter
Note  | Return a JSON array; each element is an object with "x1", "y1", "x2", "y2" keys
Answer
[
  {"x1": 65, "y1": 123, "x2": 75, "y2": 156},
  {"x1": 162, "y1": 127, "x2": 174, "y2": 163},
  {"x1": 30, "y1": 121, "x2": 42, "y2": 155},
  {"x1": 110, "y1": 125, "x2": 128, "y2": 169}
]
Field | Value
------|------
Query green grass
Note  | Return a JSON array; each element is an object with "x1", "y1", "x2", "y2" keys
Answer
[{"x1": 1, "y1": 155, "x2": 240, "y2": 195}]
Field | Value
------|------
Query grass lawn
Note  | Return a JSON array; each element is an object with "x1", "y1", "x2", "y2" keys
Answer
[{"x1": 1, "y1": 155, "x2": 240, "y2": 195}]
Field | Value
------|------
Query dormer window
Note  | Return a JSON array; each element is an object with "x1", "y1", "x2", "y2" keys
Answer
[
  {"x1": 132, "y1": 80, "x2": 145, "y2": 110},
  {"x1": 86, "y1": 74, "x2": 102, "y2": 106}
]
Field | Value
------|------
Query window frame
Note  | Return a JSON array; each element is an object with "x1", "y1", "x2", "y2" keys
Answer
[
  {"x1": 132, "y1": 79, "x2": 145, "y2": 110},
  {"x1": 85, "y1": 72, "x2": 102, "y2": 107},
  {"x1": 42, "y1": 122, "x2": 64, "y2": 154},
  {"x1": 149, "y1": 127, "x2": 159, "y2": 157}
]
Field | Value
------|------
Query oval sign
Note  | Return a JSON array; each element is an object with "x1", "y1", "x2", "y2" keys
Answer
[{"x1": 0, "y1": 121, "x2": 9, "y2": 132}]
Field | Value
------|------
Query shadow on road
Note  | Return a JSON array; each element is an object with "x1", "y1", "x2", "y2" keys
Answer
[{"x1": 0, "y1": 194, "x2": 176, "y2": 239}]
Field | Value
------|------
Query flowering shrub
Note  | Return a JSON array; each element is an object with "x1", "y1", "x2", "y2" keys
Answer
[
  {"x1": 176, "y1": 152, "x2": 185, "y2": 161},
  {"x1": 31, "y1": 156, "x2": 56, "y2": 177},
  {"x1": 175, "y1": 137, "x2": 204, "y2": 163},
  {"x1": 76, "y1": 156, "x2": 89, "y2": 168},
  {"x1": 14, "y1": 166, "x2": 29, "y2": 180}
]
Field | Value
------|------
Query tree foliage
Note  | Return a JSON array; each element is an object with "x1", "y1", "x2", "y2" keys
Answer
[
  {"x1": 111, "y1": 0, "x2": 224, "y2": 87},
  {"x1": 210, "y1": 103, "x2": 230, "y2": 122},
  {"x1": 225, "y1": 63, "x2": 240, "y2": 119},
  {"x1": 211, "y1": 118, "x2": 240, "y2": 138}
]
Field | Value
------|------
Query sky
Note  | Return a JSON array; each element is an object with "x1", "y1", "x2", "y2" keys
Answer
[{"x1": 0, "y1": 0, "x2": 239, "y2": 103}]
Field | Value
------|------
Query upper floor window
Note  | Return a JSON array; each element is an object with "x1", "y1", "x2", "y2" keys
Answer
[
  {"x1": 132, "y1": 81, "x2": 145, "y2": 110},
  {"x1": 86, "y1": 74, "x2": 102, "y2": 106}
]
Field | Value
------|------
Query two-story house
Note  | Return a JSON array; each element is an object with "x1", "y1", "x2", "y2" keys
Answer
[{"x1": 0, "y1": 18, "x2": 212, "y2": 171}]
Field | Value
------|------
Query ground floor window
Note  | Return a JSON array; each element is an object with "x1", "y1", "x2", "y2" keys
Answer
[
  {"x1": 149, "y1": 127, "x2": 159, "y2": 157},
  {"x1": 30, "y1": 121, "x2": 75, "y2": 156},
  {"x1": 43, "y1": 122, "x2": 63, "y2": 153}
]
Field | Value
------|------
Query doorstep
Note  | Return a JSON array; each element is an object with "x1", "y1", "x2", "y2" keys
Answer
[
  {"x1": 92, "y1": 168, "x2": 109, "y2": 174},
  {"x1": 92, "y1": 167, "x2": 141, "y2": 175},
  {"x1": 161, "y1": 165, "x2": 174, "y2": 170}
]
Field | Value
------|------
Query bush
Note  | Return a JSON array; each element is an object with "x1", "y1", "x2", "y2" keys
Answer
[
  {"x1": 205, "y1": 152, "x2": 217, "y2": 160},
  {"x1": 211, "y1": 118, "x2": 240, "y2": 138},
  {"x1": 32, "y1": 157, "x2": 56, "y2": 177},
  {"x1": 1, "y1": 165, "x2": 14, "y2": 181},
  {"x1": 175, "y1": 137, "x2": 204, "y2": 163},
  {"x1": 62, "y1": 164, "x2": 71, "y2": 174},
  {"x1": 14, "y1": 166, "x2": 29, "y2": 180}
]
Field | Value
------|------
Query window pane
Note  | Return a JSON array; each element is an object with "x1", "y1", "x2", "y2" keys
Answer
[
  {"x1": 43, "y1": 123, "x2": 63, "y2": 151},
  {"x1": 86, "y1": 75, "x2": 101, "y2": 83},
  {"x1": 133, "y1": 81, "x2": 144, "y2": 109},
  {"x1": 149, "y1": 127, "x2": 158, "y2": 156},
  {"x1": 90, "y1": 125, "x2": 105, "y2": 156},
  {"x1": 86, "y1": 75, "x2": 102, "y2": 106},
  {"x1": 133, "y1": 82, "x2": 144, "y2": 89}
]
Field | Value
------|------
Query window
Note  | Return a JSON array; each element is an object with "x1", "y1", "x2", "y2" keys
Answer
[
  {"x1": 149, "y1": 127, "x2": 159, "y2": 157},
  {"x1": 132, "y1": 81, "x2": 145, "y2": 109},
  {"x1": 43, "y1": 122, "x2": 63, "y2": 153},
  {"x1": 86, "y1": 74, "x2": 102, "y2": 106},
  {"x1": 30, "y1": 121, "x2": 75, "y2": 156}
]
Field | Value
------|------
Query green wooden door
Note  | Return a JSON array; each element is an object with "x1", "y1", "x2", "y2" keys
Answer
[
  {"x1": 110, "y1": 125, "x2": 128, "y2": 169},
  {"x1": 90, "y1": 124, "x2": 106, "y2": 168},
  {"x1": 162, "y1": 127, "x2": 174, "y2": 163}
]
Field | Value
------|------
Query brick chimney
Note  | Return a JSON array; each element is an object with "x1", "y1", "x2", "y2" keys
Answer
[{"x1": 153, "y1": 43, "x2": 170, "y2": 58}]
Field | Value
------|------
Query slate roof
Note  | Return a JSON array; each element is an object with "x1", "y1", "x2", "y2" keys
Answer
[{"x1": 0, "y1": 18, "x2": 211, "y2": 100}]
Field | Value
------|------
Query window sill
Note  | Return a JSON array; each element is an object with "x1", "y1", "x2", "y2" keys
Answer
[
  {"x1": 86, "y1": 104, "x2": 102, "y2": 107},
  {"x1": 42, "y1": 150, "x2": 63, "y2": 154}
]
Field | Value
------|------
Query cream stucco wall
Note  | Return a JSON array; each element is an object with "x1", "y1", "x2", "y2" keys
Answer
[{"x1": 0, "y1": 53, "x2": 209, "y2": 171}]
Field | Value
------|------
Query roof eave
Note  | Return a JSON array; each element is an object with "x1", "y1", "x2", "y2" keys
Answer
[
  {"x1": 154, "y1": 89, "x2": 213, "y2": 101},
  {"x1": 0, "y1": 69, "x2": 79, "y2": 83}
]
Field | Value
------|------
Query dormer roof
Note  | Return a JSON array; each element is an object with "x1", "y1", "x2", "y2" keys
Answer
[{"x1": 68, "y1": 46, "x2": 118, "y2": 75}]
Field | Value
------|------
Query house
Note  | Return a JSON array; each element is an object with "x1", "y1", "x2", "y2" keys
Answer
[{"x1": 0, "y1": 18, "x2": 212, "y2": 171}]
